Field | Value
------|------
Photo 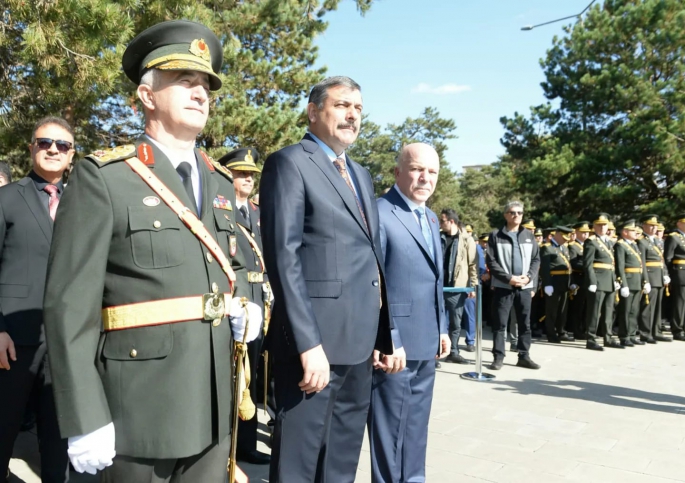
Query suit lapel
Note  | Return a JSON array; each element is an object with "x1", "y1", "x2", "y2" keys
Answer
[
  {"x1": 388, "y1": 188, "x2": 437, "y2": 272},
  {"x1": 347, "y1": 157, "x2": 376, "y2": 241},
  {"x1": 17, "y1": 177, "x2": 52, "y2": 241},
  {"x1": 301, "y1": 136, "x2": 370, "y2": 240}
]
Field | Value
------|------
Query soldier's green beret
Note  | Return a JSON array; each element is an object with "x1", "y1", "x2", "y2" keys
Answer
[
  {"x1": 218, "y1": 148, "x2": 261, "y2": 173},
  {"x1": 122, "y1": 20, "x2": 223, "y2": 91}
]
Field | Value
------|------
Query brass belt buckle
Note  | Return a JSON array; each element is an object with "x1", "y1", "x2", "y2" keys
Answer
[
  {"x1": 203, "y1": 293, "x2": 226, "y2": 320},
  {"x1": 247, "y1": 272, "x2": 263, "y2": 283}
]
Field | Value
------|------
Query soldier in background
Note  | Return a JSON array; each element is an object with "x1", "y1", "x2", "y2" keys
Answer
[
  {"x1": 534, "y1": 228, "x2": 543, "y2": 245},
  {"x1": 540, "y1": 226, "x2": 574, "y2": 343},
  {"x1": 614, "y1": 220, "x2": 648, "y2": 347},
  {"x1": 664, "y1": 215, "x2": 685, "y2": 341},
  {"x1": 568, "y1": 222, "x2": 591, "y2": 339},
  {"x1": 638, "y1": 215, "x2": 671, "y2": 343}
]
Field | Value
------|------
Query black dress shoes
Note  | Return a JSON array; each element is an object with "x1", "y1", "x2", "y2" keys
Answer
[
  {"x1": 620, "y1": 339, "x2": 634, "y2": 347},
  {"x1": 489, "y1": 359, "x2": 503, "y2": 370},
  {"x1": 586, "y1": 341, "x2": 604, "y2": 351},
  {"x1": 237, "y1": 450, "x2": 271, "y2": 465},
  {"x1": 559, "y1": 334, "x2": 575, "y2": 342},
  {"x1": 516, "y1": 357, "x2": 541, "y2": 370},
  {"x1": 654, "y1": 335, "x2": 672, "y2": 342},
  {"x1": 464, "y1": 344, "x2": 476, "y2": 352},
  {"x1": 605, "y1": 340, "x2": 624, "y2": 349},
  {"x1": 445, "y1": 354, "x2": 469, "y2": 364},
  {"x1": 673, "y1": 333, "x2": 685, "y2": 341},
  {"x1": 630, "y1": 338, "x2": 645, "y2": 346},
  {"x1": 641, "y1": 337, "x2": 657, "y2": 344}
]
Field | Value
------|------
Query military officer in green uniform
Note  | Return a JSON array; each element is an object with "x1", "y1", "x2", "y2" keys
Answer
[
  {"x1": 42, "y1": 20, "x2": 262, "y2": 482},
  {"x1": 568, "y1": 221, "x2": 591, "y2": 338},
  {"x1": 534, "y1": 227, "x2": 543, "y2": 245},
  {"x1": 217, "y1": 147, "x2": 272, "y2": 466},
  {"x1": 522, "y1": 219, "x2": 535, "y2": 232},
  {"x1": 583, "y1": 213, "x2": 623, "y2": 350},
  {"x1": 638, "y1": 214, "x2": 672, "y2": 343},
  {"x1": 614, "y1": 220, "x2": 649, "y2": 347},
  {"x1": 540, "y1": 226, "x2": 574, "y2": 343},
  {"x1": 664, "y1": 215, "x2": 685, "y2": 340}
]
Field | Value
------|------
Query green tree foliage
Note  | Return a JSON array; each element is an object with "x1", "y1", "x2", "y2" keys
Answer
[
  {"x1": 349, "y1": 107, "x2": 459, "y2": 211},
  {"x1": 0, "y1": 0, "x2": 373, "y2": 175},
  {"x1": 499, "y1": 0, "x2": 685, "y2": 225}
]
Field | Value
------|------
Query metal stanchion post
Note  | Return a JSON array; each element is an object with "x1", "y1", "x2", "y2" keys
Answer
[{"x1": 461, "y1": 284, "x2": 495, "y2": 382}]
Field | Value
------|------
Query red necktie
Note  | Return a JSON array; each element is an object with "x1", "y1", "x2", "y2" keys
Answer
[{"x1": 43, "y1": 184, "x2": 59, "y2": 221}]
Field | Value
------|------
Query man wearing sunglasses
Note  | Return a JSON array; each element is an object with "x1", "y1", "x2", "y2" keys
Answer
[
  {"x1": 485, "y1": 201, "x2": 541, "y2": 371},
  {"x1": 0, "y1": 116, "x2": 74, "y2": 482}
]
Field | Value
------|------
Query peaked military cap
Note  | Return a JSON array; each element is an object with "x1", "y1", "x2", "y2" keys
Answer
[
  {"x1": 573, "y1": 221, "x2": 592, "y2": 232},
  {"x1": 556, "y1": 225, "x2": 573, "y2": 234},
  {"x1": 217, "y1": 147, "x2": 261, "y2": 172},
  {"x1": 464, "y1": 224, "x2": 473, "y2": 233},
  {"x1": 657, "y1": 223, "x2": 665, "y2": 231},
  {"x1": 522, "y1": 219, "x2": 535, "y2": 230},
  {"x1": 534, "y1": 228, "x2": 543, "y2": 236},
  {"x1": 618, "y1": 219, "x2": 637, "y2": 231},
  {"x1": 593, "y1": 213, "x2": 610, "y2": 225},
  {"x1": 677, "y1": 214, "x2": 685, "y2": 223},
  {"x1": 479, "y1": 233, "x2": 489, "y2": 241},
  {"x1": 123, "y1": 20, "x2": 223, "y2": 91},
  {"x1": 640, "y1": 214, "x2": 659, "y2": 226},
  {"x1": 542, "y1": 227, "x2": 555, "y2": 237},
  {"x1": 607, "y1": 221, "x2": 616, "y2": 231}
]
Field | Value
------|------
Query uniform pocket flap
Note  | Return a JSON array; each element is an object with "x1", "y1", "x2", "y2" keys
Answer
[
  {"x1": 128, "y1": 207, "x2": 181, "y2": 232},
  {"x1": 390, "y1": 303, "x2": 412, "y2": 317},
  {"x1": 214, "y1": 211, "x2": 235, "y2": 232},
  {"x1": 0, "y1": 284, "x2": 29, "y2": 298},
  {"x1": 102, "y1": 325, "x2": 173, "y2": 361},
  {"x1": 305, "y1": 280, "x2": 342, "y2": 298}
]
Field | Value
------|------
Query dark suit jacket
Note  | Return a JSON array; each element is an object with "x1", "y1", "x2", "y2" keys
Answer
[
  {"x1": 0, "y1": 175, "x2": 56, "y2": 345},
  {"x1": 43, "y1": 137, "x2": 248, "y2": 459},
  {"x1": 377, "y1": 186, "x2": 446, "y2": 361},
  {"x1": 259, "y1": 134, "x2": 392, "y2": 365}
]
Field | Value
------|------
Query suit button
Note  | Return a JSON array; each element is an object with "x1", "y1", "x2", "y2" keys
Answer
[
  {"x1": 212, "y1": 318, "x2": 221, "y2": 327},
  {"x1": 129, "y1": 349, "x2": 137, "y2": 358},
  {"x1": 206, "y1": 252, "x2": 213, "y2": 263},
  {"x1": 153, "y1": 220, "x2": 161, "y2": 229},
  {"x1": 212, "y1": 282, "x2": 219, "y2": 293},
  {"x1": 372, "y1": 280, "x2": 379, "y2": 287}
]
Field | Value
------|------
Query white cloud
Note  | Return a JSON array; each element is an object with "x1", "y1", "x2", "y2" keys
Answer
[{"x1": 411, "y1": 83, "x2": 472, "y2": 95}]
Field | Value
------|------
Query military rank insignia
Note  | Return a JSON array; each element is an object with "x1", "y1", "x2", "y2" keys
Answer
[
  {"x1": 213, "y1": 195, "x2": 232, "y2": 211},
  {"x1": 229, "y1": 235, "x2": 237, "y2": 257}
]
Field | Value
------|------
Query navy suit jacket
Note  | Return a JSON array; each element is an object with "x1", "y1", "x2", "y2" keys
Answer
[
  {"x1": 377, "y1": 186, "x2": 447, "y2": 361},
  {"x1": 260, "y1": 134, "x2": 393, "y2": 365}
]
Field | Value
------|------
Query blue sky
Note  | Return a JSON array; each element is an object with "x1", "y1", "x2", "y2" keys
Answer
[{"x1": 314, "y1": 0, "x2": 594, "y2": 171}]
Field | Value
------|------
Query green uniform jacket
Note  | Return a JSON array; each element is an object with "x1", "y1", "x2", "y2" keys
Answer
[
  {"x1": 614, "y1": 239, "x2": 646, "y2": 291},
  {"x1": 637, "y1": 235, "x2": 665, "y2": 288},
  {"x1": 540, "y1": 241, "x2": 571, "y2": 289},
  {"x1": 665, "y1": 231, "x2": 685, "y2": 285},
  {"x1": 568, "y1": 240, "x2": 584, "y2": 287},
  {"x1": 583, "y1": 235, "x2": 616, "y2": 291},
  {"x1": 235, "y1": 201, "x2": 266, "y2": 311},
  {"x1": 43, "y1": 138, "x2": 249, "y2": 459}
]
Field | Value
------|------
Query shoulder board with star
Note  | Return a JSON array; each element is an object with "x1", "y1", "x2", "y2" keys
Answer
[
  {"x1": 86, "y1": 145, "x2": 136, "y2": 166},
  {"x1": 588, "y1": 235, "x2": 597, "y2": 240},
  {"x1": 211, "y1": 159, "x2": 234, "y2": 182}
]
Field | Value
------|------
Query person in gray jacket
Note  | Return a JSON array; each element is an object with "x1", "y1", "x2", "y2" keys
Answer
[{"x1": 486, "y1": 201, "x2": 541, "y2": 370}]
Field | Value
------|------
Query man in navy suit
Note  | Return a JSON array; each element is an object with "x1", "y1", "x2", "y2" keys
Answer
[
  {"x1": 260, "y1": 76, "x2": 393, "y2": 482},
  {"x1": 368, "y1": 143, "x2": 449, "y2": 483}
]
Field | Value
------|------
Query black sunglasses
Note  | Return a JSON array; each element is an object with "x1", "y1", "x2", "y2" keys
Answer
[
  {"x1": 34, "y1": 138, "x2": 73, "y2": 154},
  {"x1": 507, "y1": 211, "x2": 523, "y2": 215}
]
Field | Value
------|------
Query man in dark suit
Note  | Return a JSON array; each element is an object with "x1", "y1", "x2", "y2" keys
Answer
[
  {"x1": 218, "y1": 147, "x2": 271, "y2": 466},
  {"x1": 43, "y1": 21, "x2": 258, "y2": 481},
  {"x1": 260, "y1": 76, "x2": 393, "y2": 482},
  {"x1": 0, "y1": 116, "x2": 74, "y2": 482},
  {"x1": 368, "y1": 143, "x2": 448, "y2": 482}
]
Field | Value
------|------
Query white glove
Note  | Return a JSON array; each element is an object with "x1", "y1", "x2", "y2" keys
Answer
[
  {"x1": 620, "y1": 287, "x2": 630, "y2": 298},
  {"x1": 67, "y1": 422, "x2": 116, "y2": 475},
  {"x1": 614, "y1": 281, "x2": 621, "y2": 291},
  {"x1": 230, "y1": 297, "x2": 263, "y2": 343},
  {"x1": 544, "y1": 286, "x2": 554, "y2": 296},
  {"x1": 588, "y1": 285, "x2": 597, "y2": 293},
  {"x1": 570, "y1": 284, "x2": 579, "y2": 291},
  {"x1": 664, "y1": 275, "x2": 671, "y2": 285},
  {"x1": 643, "y1": 283, "x2": 651, "y2": 294}
]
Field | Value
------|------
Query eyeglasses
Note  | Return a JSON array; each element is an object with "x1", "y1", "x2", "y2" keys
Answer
[
  {"x1": 507, "y1": 211, "x2": 523, "y2": 216},
  {"x1": 34, "y1": 138, "x2": 73, "y2": 154}
]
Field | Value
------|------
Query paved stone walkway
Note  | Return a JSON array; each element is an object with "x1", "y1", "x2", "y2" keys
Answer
[{"x1": 11, "y1": 331, "x2": 685, "y2": 482}]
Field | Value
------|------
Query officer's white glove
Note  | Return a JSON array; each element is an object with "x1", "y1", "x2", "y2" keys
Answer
[
  {"x1": 544, "y1": 286, "x2": 554, "y2": 296},
  {"x1": 614, "y1": 281, "x2": 621, "y2": 291},
  {"x1": 664, "y1": 275, "x2": 671, "y2": 285},
  {"x1": 643, "y1": 283, "x2": 652, "y2": 294},
  {"x1": 588, "y1": 285, "x2": 597, "y2": 293},
  {"x1": 570, "y1": 284, "x2": 579, "y2": 291},
  {"x1": 620, "y1": 287, "x2": 630, "y2": 298},
  {"x1": 230, "y1": 297, "x2": 263, "y2": 343},
  {"x1": 67, "y1": 422, "x2": 115, "y2": 475}
]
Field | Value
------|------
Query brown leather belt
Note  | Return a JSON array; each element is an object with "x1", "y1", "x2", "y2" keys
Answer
[
  {"x1": 102, "y1": 293, "x2": 231, "y2": 331},
  {"x1": 593, "y1": 262, "x2": 613, "y2": 270}
]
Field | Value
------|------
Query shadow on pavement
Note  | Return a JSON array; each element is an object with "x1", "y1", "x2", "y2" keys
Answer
[{"x1": 492, "y1": 378, "x2": 685, "y2": 414}]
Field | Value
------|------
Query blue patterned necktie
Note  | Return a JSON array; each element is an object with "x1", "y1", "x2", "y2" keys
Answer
[{"x1": 414, "y1": 208, "x2": 434, "y2": 261}]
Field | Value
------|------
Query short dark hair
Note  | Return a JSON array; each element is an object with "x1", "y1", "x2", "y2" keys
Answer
[
  {"x1": 441, "y1": 208, "x2": 459, "y2": 224},
  {"x1": 0, "y1": 162, "x2": 11, "y2": 183},
  {"x1": 308, "y1": 76, "x2": 361, "y2": 110},
  {"x1": 31, "y1": 117, "x2": 74, "y2": 143}
]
